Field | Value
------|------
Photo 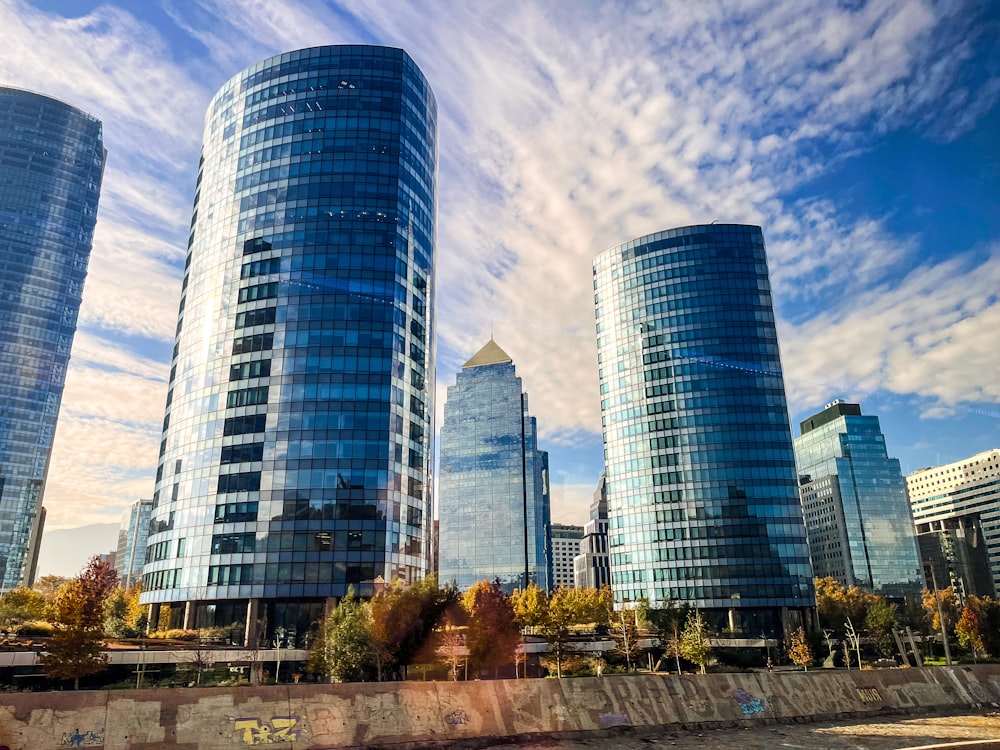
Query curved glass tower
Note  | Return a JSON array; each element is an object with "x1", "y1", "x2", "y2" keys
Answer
[
  {"x1": 593, "y1": 224, "x2": 814, "y2": 636},
  {"x1": 0, "y1": 88, "x2": 105, "y2": 591},
  {"x1": 140, "y1": 46, "x2": 437, "y2": 644}
]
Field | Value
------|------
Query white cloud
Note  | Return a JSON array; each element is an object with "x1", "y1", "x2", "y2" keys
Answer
[
  {"x1": 44, "y1": 342, "x2": 167, "y2": 529},
  {"x1": 0, "y1": 0, "x2": 993, "y2": 530},
  {"x1": 780, "y1": 248, "x2": 1000, "y2": 415}
]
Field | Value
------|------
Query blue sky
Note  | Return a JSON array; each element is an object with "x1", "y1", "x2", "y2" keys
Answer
[{"x1": 1, "y1": 0, "x2": 998, "y2": 538}]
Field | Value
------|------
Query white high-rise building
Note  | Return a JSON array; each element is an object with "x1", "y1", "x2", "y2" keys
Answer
[
  {"x1": 550, "y1": 523, "x2": 582, "y2": 589},
  {"x1": 907, "y1": 449, "x2": 1000, "y2": 596}
]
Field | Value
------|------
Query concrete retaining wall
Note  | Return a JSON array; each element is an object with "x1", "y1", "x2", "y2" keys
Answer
[{"x1": 1, "y1": 665, "x2": 999, "y2": 749}]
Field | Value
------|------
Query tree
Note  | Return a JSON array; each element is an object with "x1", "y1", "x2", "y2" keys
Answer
[
  {"x1": 955, "y1": 602, "x2": 985, "y2": 661},
  {"x1": 463, "y1": 580, "x2": 519, "y2": 678},
  {"x1": 435, "y1": 604, "x2": 468, "y2": 681},
  {"x1": 33, "y1": 574, "x2": 69, "y2": 603},
  {"x1": 921, "y1": 586, "x2": 960, "y2": 634},
  {"x1": 789, "y1": 627, "x2": 813, "y2": 671},
  {"x1": 678, "y1": 609, "x2": 711, "y2": 674},
  {"x1": 511, "y1": 585, "x2": 608, "y2": 678},
  {"x1": 953, "y1": 596, "x2": 1000, "y2": 660},
  {"x1": 0, "y1": 586, "x2": 47, "y2": 631},
  {"x1": 40, "y1": 556, "x2": 118, "y2": 689},
  {"x1": 844, "y1": 616, "x2": 862, "y2": 669},
  {"x1": 369, "y1": 576, "x2": 457, "y2": 680},
  {"x1": 815, "y1": 577, "x2": 875, "y2": 635},
  {"x1": 104, "y1": 588, "x2": 133, "y2": 638},
  {"x1": 865, "y1": 599, "x2": 899, "y2": 657},
  {"x1": 640, "y1": 599, "x2": 690, "y2": 673},
  {"x1": 609, "y1": 608, "x2": 641, "y2": 671},
  {"x1": 511, "y1": 583, "x2": 548, "y2": 634},
  {"x1": 309, "y1": 587, "x2": 375, "y2": 682}
]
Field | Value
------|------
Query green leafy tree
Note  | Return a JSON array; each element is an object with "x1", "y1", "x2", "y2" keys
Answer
[
  {"x1": 104, "y1": 583, "x2": 148, "y2": 638},
  {"x1": 789, "y1": 627, "x2": 813, "y2": 671},
  {"x1": 511, "y1": 585, "x2": 609, "y2": 678},
  {"x1": 41, "y1": 557, "x2": 118, "y2": 689},
  {"x1": 309, "y1": 587, "x2": 375, "y2": 682},
  {"x1": 640, "y1": 599, "x2": 690, "y2": 673},
  {"x1": 865, "y1": 598, "x2": 899, "y2": 657},
  {"x1": 463, "y1": 580, "x2": 519, "y2": 678},
  {"x1": 511, "y1": 583, "x2": 548, "y2": 634},
  {"x1": 0, "y1": 586, "x2": 47, "y2": 631},
  {"x1": 679, "y1": 609, "x2": 711, "y2": 674},
  {"x1": 541, "y1": 586, "x2": 607, "y2": 678}
]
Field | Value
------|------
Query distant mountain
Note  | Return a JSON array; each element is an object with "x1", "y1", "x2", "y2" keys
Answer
[{"x1": 36, "y1": 523, "x2": 119, "y2": 579}]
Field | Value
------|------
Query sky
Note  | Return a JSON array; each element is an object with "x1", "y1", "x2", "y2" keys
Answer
[{"x1": 0, "y1": 0, "x2": 998, "y2": 545}]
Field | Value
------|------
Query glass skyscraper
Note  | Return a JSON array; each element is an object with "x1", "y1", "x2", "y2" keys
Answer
[
  {"x1": 794, "y1": 401, "x2": 923, "y2": 598},
  {"x1": 594, "y1": 224, "x2": 814, "y2": 636},
  {"x1": 438, "y1": 340, "x2": 552, "y2": 593},
  {"x1": 0, "y1": 87, "x2": 105, "y2": 591},
  {"x1": 140, "y1": 46, "x2": 437, "y2": 645},
  {"x1": 115, "y1": 498, "x2": 154, "y2": 588}
]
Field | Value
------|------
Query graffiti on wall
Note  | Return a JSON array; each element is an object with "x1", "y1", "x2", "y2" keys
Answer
[
  {"x1": 732, "y1": 688, "x2": 765, "y2": 716},
  {"x1": 444, "y1": 710, "x2": 469, "y2": 726},
  {"x1": 233, "y1": 716, "x2": 303, "y2": 744},
  {"x1": 59, "y1": 729, "x2": 104, "y2": 747},
  {"x1": 856, "y1": 687, "x2": 883, "y2": 703}
]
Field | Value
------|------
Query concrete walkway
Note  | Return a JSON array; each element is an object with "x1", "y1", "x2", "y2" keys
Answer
[{"x1": 485, "y1": 712, "x2": 1000, "y2": 749}]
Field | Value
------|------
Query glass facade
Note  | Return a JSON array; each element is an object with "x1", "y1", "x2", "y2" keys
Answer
[
  {"x1": 140, "y1": 46, "x2": 437, "y2": 642},
  {"x1": 794, "y1": 401, "x2": 923, "y2": 598},
  {"x1": 115, "y1": 498, "x2": 154, "y2": 588},
  {"x1": 438, "y1": 340, "x2": 551, "y2": 593},
  {"x1": 593, "y1": 224, "x2": 814, "y2": 635},
  {"x1": 0, "y1": 88, "x2": 105, "y2": 591}
]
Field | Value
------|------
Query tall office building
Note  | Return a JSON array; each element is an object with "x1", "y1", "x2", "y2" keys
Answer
[
  {"x1": 551, "y1": 524, "x2": 583, "y2": 589},
  {"x1": 594, "y1": 224, "x2": 814, "y2": 636},
  {"x1": 140, "y1": 46, "x2": 437, "y2": 645},
  {"x1": 793, "y1": 401, "x2": 923, "y2": 598},
  {"x1": 574, "y1": 474, "x2": 610, "y2": 589},
  {"x1": 0, "y1": 88, "x2": 105, "y2": 591},
  {"x1": 115, "y1": 498, "x2": 154, "y2": 588},
  {"x1": 908, "y1": 449, "x2": 1000, "y2": 598},
  {"x1": 438, "y1": 340, "x2": 552, "y2": 593}
]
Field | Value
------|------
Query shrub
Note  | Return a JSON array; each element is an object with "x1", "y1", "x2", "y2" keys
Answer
[
  {"x1": 15, "y1": 620, "x2": 55, "y2": 637},
  {"x1": 149, "y1": 629, "x2": 199, "y2": 641}
]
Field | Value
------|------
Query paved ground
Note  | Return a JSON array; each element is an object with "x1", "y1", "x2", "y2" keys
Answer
[{"x1": 478, "y1": 711, "x2": 1000, "y2": 749}]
